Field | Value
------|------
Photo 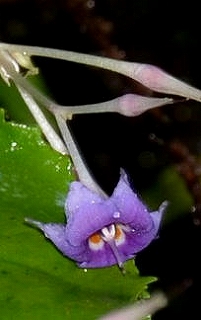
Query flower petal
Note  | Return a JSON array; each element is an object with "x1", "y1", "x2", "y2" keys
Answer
[
  {"x1": 150, "y1": 201, "x2": 168, "y2": 232},
  {"x1": 78, "y1": 242, "x2": 130, "y2": 268},
  {"x1": 110, "y1": 170, "x2": 166, "y2": 253},
  {"x1": 110, "y1": 169, "x2": 151, "y2": 225},
  {"x1": 25, "y1": 218, "x2": 88, "y2": 263},
  {"x1": 65, "y1": 182, "x2": 117, "y2": 246}
]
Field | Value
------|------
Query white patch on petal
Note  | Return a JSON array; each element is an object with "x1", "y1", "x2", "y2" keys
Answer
[
  {"x1": 88, "y1": 234, "x2": 104, "y2": 251},
  {"x1": 114, "y1": 225, "x2": 126, "y2": 246}
]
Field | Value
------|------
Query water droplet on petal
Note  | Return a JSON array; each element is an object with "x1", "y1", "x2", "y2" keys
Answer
[{"x1": 113, "y1": 211, "x2": 120, "y2": 218}]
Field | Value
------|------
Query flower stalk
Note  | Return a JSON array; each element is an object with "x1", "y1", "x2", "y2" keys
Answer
[
  {"x1": 0, "y1": 48, "x2": 106, "y2": 194},
  {"x1": 1, "y1": 41, "x2": 201, "y2": 101}
]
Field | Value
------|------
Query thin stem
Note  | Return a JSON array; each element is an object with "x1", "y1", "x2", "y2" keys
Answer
[
  {"x1": 54, "y1": 113, "x2": 107, "y2": 197},
  {"x1": 0, "y1": 42, "x2": 127, "y2": 73},
  {"x1": 0, "y1": 50, "x2": 56, "y2": 110},
  {"x1": 55, "y1": 94, "x2": 173, "y2": 118},
  {"x1": 0, "y1": 49, "x2": 107, "y2": 194},
  {"x1": 16, "y1": 86, "x2": 68, "y2": 154},
  {"x1": 1, "y1": 42, "x2": 201, "y2": 102},
  {"x1": 53, "y1": 100, "x2": 117, "y2": 117},
  {"x1": 1, "y1": 48, "x2": 173, "y2": 119},
  {"x1": 0, "y1": 50, "x2": 68, "y2": 155},
  {"x1": 1, "y1": 45, "x2": 173, "y2": 119},
  {"x1": 0, "y1": 49, "x2": 174, "y2": 120}
]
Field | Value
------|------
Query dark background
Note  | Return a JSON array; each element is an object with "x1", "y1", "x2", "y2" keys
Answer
[{"x1": 1, "y1": 0, "x2": 201, "y2": 318}]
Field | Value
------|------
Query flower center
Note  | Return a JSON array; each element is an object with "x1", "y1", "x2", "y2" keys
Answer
[
  {"x1": 101, "y1": 224, "x2": 116, "y2": 242},
  {"x1": 88, "y1": 223, "x2": 126, "y2": 270}
]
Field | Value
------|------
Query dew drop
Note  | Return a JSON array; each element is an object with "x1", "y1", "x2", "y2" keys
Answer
[
  {"x1": 10, "y1": 141, "x2": 18, "y2": 152},
  {"x1": 113, "y1": 211, "x2": 120, "y2": 218}
]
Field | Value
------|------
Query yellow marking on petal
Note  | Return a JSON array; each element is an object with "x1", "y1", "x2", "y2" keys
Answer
[
  {"x1": 89, "y1": 232, "x2": 102, "y2": 244},
  {"x1": 115, "y1": 225, "x2": 123, "y2": 240},
  {"x1": 88, "y1": 232, "x2": 104, "y2": 251},
  {"x1": 115, "y1": 225, "x2": 126, "y2": 246}
]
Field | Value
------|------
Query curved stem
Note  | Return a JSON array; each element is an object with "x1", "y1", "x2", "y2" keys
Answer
[{"x1": 54, "y1": 113, "x2": 107, "y2": 197}]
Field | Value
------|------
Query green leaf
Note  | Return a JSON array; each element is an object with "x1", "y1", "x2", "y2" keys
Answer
[
  {"x1": 0, "y1": 73, "x2": 55, "y2": 125},
  {"x1": 0, "y1": 109, "x2": 155, "y2": 320}
]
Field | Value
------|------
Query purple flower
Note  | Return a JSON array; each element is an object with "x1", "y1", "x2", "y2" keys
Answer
[{"x1": 26, "y1": 170, "x2": 167, "y2": 269}]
